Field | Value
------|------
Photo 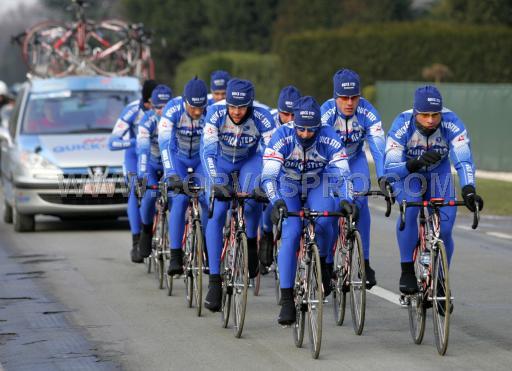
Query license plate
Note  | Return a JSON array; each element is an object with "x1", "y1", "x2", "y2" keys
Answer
[{"x1": 83, "y1": 181, "x2": 116, "y2": 195}]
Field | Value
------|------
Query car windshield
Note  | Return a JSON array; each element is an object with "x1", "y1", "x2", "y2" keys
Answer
[{"x1": 21, "y1": 90, "x2": 137, "y2": 135}]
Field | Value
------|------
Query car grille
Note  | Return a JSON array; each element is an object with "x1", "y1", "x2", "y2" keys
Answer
[{"x1": 39, "y1": 193, "x2": 128, "y2": 205}]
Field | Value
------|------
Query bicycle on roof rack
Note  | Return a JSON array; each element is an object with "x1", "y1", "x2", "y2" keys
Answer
[{"x1": 18, "y1": 0, "x2": 154, "y2": 79}]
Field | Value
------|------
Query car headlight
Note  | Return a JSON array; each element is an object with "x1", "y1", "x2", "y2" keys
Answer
[{"x1": 19, "y1": 150, "x2": 62, "y2": 179}]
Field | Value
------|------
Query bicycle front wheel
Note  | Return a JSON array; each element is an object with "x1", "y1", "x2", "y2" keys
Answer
[
  {"x1": 432, "y1": 241, "x2": 451, "y2": 356},
  {"x1": 193, "y1": 220, "x2": 204, "y2": 316},
  {"x1": 307, "y1": 243, "x2": 323, "y2": 359},
  {"x1": 274, "y1": 239, "x2": 281, "y2": 305},
  {"x1": 293, "y1": 255, "x2": 306, "y2": 348},
  {"x1": 349, "y1": 230, "x2": 366, "y2": 335},
  {"x1": 409, "y1": 246, "x2": 426, "y2": 344},
  {"x1": 221, "y1": 253, "x2": 232, "y2": 328},
  {"x1": 332, "y1": 239, "x2": 347, "y2": 326},
  {"x1": 232, "y1": 232, "x2": 249, "y2": 338}
]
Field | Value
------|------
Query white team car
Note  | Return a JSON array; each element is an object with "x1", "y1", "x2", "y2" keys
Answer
[{"x1": 0, "y1": 75, "x2": 140, "y2": 232}]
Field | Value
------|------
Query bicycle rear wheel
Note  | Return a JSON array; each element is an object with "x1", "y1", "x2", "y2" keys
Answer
[
  {"x1": 307, "y1": 243, "x2": 323, "y2": 359},
  {"x1": 349, "y1": 230, "x2": 366, "y2": 335},
  {"x1": 193, "y1": 220, "x2": 204, "y2": 316},
  {"x1": 432, "y1": 241, "x2": 451, "y2": 356},
  {"x1": 232, "y1": 233, "x2": 249, "y2": 338},
  {"x1": 332, "y1": 240, "x2": 347, "y2": 326},
  {"x1": 293, "y1": 256, "x2": 306, "y2": 348}
]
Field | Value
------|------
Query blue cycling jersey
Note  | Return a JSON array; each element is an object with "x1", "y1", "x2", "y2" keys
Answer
[
  {"x1": 201, "y1": 100, "x2": 275, "y2": 182},
  {"x1": 158, "y1": 96, "x2": 205, "y2": 177},
  {"x1": 136, "y1": 110, "x2": 162, "y2": 178},
  {"x1": 108, "y1": 99, "x2": 146, "y2": 150},
  {"x1": 321, "y1": 97, "x2": 386, "y2": 178},
  {"x1": 261, "y1": 123, "x2": 353, "y2": 204},
  {"x1": 384, "y1": 108, "x2": 475, "y2": 187}
]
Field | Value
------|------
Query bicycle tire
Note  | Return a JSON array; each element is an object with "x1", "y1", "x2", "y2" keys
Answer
[
  {"x1": 22, "y1": 20, "x2": 75, "y2": 77},
  {"x1": 349, "y1": 230, "x2": 366, "y2": 335},
  {"x1": 157, "y1": 215, "x2": 166, "y2": 289},
  {"x1": 293, "y1": 252, "x2": 306, "y2": 348},
  {"x1": 167, "y1": 273, "x2": 174, "y2": 296},
  {"x1": 307, "y1": 243, "x2": 323, "y2": 359},
  {"x1": 408, "y1": 292, "x2": 426, "y2": 344},
  {"x1": 193, "y1": 220, "x2": 204, "y2": 316},
  {"x1": 274, "y1": 239, "x2": 281, "y2": 305},
  {"x1": 232, "y1": 232, "x2": 249, "y2": 338},
  {"x1": 333, "y1": 238, "x2": 347, "y2": 326},
  {"x1": 221, "y1": 255, "x2": 232, "y2": 328},
  {"x1": 432, "y1": 241, "x2": 451, "y2": 356},
  {"x1": 183, "y1": 221, "x2": 194, "y2": 308},
  {"x1": 408, "y1": 245, "x2": 426, "y2": 344},
  {"x1": 86, "y1": 21, "x2": 135, "y2": 76}
]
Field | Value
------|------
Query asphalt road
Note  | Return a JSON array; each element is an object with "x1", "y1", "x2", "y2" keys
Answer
[{"x1": 1, "y1": 202, "x2": 511, "y2": 370}]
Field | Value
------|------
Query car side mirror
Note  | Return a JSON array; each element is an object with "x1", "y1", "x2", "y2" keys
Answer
[{"x1": 0, "y1": 127, "x2": 13, "y2": 147}]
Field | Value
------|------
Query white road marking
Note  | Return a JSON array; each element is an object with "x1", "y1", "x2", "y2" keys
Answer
[
  {"x1": 368, "y1": 285, "x2": 401, "y2": 306},
  {"x1": 456, "y1": 225, "x2": 472, "y2": 231},
  {"x1": 486, "y1": 231, "x2": 512, "y2": 240}
]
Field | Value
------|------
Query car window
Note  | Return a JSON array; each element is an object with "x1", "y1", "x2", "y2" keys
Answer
[{"x1": 21, "y1": 90, "x2": 137, "y2": 135}]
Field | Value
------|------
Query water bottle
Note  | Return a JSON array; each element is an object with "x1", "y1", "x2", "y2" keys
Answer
[{"x1": 419, "y1": 250, "x2": 431, "y2": 267}]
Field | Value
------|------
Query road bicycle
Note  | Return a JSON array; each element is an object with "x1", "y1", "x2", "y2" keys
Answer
[
  {"x1": 209, "y1": 180, "x2": 266, "y2": 338},
  {"x1": 400, "y1": 197, "x2": 479, "y2": 355},
  {"x1": 332, "y1": 189, "x2": 392, "y2": 335},
  {"x1": 278, "y1": 207, "x2": 344, "y2": 359}
]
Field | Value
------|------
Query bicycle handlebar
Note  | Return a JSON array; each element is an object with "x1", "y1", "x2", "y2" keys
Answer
[
  {"x1": 208, "y1": 189, "x2": 267, "y2": 218},
  {"x1": 399, "y1": 198, "x2": 480, "y2": 231},
  {"x1": 355, "y1": 187, "x2": 393, "y2": 217}
]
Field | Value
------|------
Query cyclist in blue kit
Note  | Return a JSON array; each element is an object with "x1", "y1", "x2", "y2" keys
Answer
[
  {"x1": 384, "y1": 85, "x2": 483, "y2": 298},
  {"x1": 259, "y1": 85, "x2": 302, "y2": 272},
  {"x1": 109, "y1": 79, "x2": 158, "y2": 263},
  {"x1": 261, "y1": 96, "x2": 356, "y2": 325},
  {"x1": 201, "y1": 78, "x2": 276, "y2": 312},
  {"x1": 208, "y1": 70, "x2": 231, "y2": 105},
  {"x1": 321, "y1": 69, "x2": 389, "y2": 289},
  {"x1": 136, "y1": 85, "x2": 173, "y2": 259},
  {"x1": 158, "y1": 77, "x2": 209, "y2": 275}
]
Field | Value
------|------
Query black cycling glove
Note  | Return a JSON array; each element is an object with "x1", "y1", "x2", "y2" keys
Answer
[
  {"x1": 406, "y1": 150, "x2": 442, "y2": 173},
  {"x1": 167, "y1": 174, "x2": 183, "y2": 192},
  {"x1": 461, "y1": 185, "x2": 484, "y2": 212},
  {"x1": 378, "y1": 176, "x2": 395, "y2": 203},
  {"x1": 271, "y1": 199, "x2": 288, "y2": 225},
  {"x1": 340, "y1": 200, "x2": 359, "y2": 222}
]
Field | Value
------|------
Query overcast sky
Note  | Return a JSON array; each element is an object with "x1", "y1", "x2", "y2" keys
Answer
[{"x1": 0, "y1": 0, "x2": 38, "y2": 15}]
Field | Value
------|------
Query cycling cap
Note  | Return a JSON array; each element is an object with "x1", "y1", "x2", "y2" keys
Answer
[
  {"x1": 150, "y1": 84, "x2": 173, "y2": 107},
  {"x1": 333, "y1": 69, "x2": 361, "y2": 97},
  {"x1": 142, "y1": 79, "x2": 158, "y2": 103},
  {"x1": 184, "y1": 77, "x2": 208, "y2": 108},
  {"x1": 210, "y1": 70, "x2": 231, "y2": 91},
  {"x1": 226, "y1": 78, "x2": 254, "y2": 107},
  {"x1": 414, "y1": 85, "x2": 443, "y2": 113},
  {"x1": 278, "y1": 85, "x2": 301, "y2": 113},
  {"x1": 293, "y1": 96, "x2": 321, "y2": 128}
]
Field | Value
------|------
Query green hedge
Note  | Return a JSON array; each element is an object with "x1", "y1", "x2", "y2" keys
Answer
[
  {"x1": 174, "y1": 51, "x2": 281, "y2": 107},
  {"x1": 277, "y1": 22, "x2": 512, "y2": 102}
]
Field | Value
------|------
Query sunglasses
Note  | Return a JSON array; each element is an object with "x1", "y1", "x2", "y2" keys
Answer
[
  {"x1": 153, "y1": 104, "x2": 165, "y2": 110},
  {"x1": 295, "y1": 125, "x2": 319, "y2": 133}
]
